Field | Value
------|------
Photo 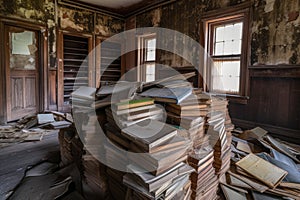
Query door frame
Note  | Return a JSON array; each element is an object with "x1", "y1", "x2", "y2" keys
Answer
[
  {"x1": 57, "y1": 30, "x2": 94, "y2": 112},
  {"x1": 0, "y1": 17, "x2": 48, "y2": 123}
]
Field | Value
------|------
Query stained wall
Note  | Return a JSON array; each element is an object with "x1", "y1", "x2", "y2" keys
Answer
[
  {"x1": 0, "y1": 0, "x2": 124, "y2": 68},
  {"x1": 134, "y1": 0, "x2": 300, "y2": 66},
  {"x1": 132, "y1": 0, "x2": 300, "y2": 139}
]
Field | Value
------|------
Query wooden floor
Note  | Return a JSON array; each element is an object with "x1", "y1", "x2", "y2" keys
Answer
[{"x1": 0, "y1": 131, "x2": 59, "y2": 200}]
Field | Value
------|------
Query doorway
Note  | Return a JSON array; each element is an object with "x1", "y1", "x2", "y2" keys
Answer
[{"x1": 3, "y1": 24, "x2": 44, "y2": 122}]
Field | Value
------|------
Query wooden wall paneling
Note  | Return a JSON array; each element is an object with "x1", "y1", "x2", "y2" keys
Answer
[
  {"x1": 4, "y1": 25, "x2": 11, "y2": 121},
  {"x1": 0, "y1": 21, "x2": 7, "y2": 123},
  {"x1": 274, "y1": 78, "x2": 290, "y2": 126},
  {"x1": 288, "y1": 79, "x2": 300, "y2": 129},
  {"x1": 229, "y1": 66, "x2": 300, "y2": 141},
  {"x1": 121, "y1": 41, "x2": 126, "y2": 80},
  {"x1": 88, "y1": 36, "x2": 94, "y2": 87},
  {"x1": 124, "y1": 16, "x2": 137, "y2": 79},
  {"x1": 231, "y1": 78, "x2": 296, "y2": 127},
  {"x1": 49, "y1": 69, "x2": 57, "y2": 110},
  {"x1": 116, "y1": 37, "x2": 126, "y2": 81},
  {"x1": 95, "y1": 37, "x2": 103, "y2": 88},
  {"x1": 42, "y1": 30, "x2": 49, "y2": 111},
  {"x1": 25, "y1": 77, "x2": 37, "y2": 108},
  {"x1": 57, "y1": 30, "x2": 64, "y2": 112},
  {"x1": 11, "y1": 78, "x2": 23, "y2": 112},
  {"x1": 124, "y1": 48, "x2": 137, "y2": 81}
]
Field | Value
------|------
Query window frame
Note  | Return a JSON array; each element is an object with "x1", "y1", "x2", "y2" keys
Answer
[
  {"x1": 202, "y1": 5, "x2": 251, "y2": 103},
  {"x1": 137, "y1": 33, "x2": 156, "y2": 82},
  {"x1": 210, "y1": 18, "x2": 243, "y2": 94}
]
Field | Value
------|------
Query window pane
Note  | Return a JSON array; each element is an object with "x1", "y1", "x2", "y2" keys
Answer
[
  {"x1": 223, "y1": 40, "x2": 242, "y2": 55},
  {"x1": 223, "y1": 41, "x2": 234, "y2": 55},
  {"x1": 232, "y1": 22, "x2": 243, "y2": 39},
  {"x1": 213, "y1": 22, "x2": 243, "y2": 56},
  {"x1": 215, "y1": 26, "x2": 224, "y2": 42},
  {"x1": 145, "y1": 63, "x2": 155, "y2": 82},
  {"x1": 147, "y1": 38, "x2": 156, "y2": 49},
  {"x1": 223, "y1": 24, "x2": 234, "y2": 41},
  {"x1": 211, "y1": 60, "x2": 240, "y2": 93},
  {"x1": 10, "y1": 31, "x2": 37, "y2": 70},
  {"x1": 146, "y1": 38, "x2": 156, "y2": 61},
  {"x1": 214, "y1": 42, "x2": 224, "y2": 55},
  {"x1": 232, "y1": 40, "x2": 242, "y2": 54}
]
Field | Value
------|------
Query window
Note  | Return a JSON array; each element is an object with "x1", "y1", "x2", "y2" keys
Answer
[
  {"x1": 138, "y1": 34, "x2": 156, "y2": 82},
  {"x1": 211, "y1": 21, "x2": 243, "y2": 93},
  {"x1": 203, "y1": 7, "x2": 250, "y2": 98}
]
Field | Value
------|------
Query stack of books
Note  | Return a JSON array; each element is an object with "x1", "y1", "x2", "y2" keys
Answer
[
  {"x1": 165, "y1": 94, "x2": 209, "y2": 117},
  {"x1": 70, "y1": 72, "x2": 237, "y2": 199},
  {"x1": 164, "y1": 89, "x2": 209, "y2": 149},
  {"x1": 58, "y1": 128, "x2": 83, "y2": 167},
  {"x1": 58, "y1": 129, "x2": 73, "y2": 166},
  {"x1": 80, "y1": 114, "x2": 103, "y2": 157},
  {"x1": 103, "y1": 99, "x2": 167, "y2": 199},
  {"x1": 121, "y1": 119, "x2": 194, "y2": 199},
  {"x1": 106, "y1": 166, "x2": 127, "y2": 200},
  {"x1": 104, "y1": 121, "x2": 130, "y2": 151},
  {"x1": 206, "y1": 111, "x2": 231, "y2": 177},
  {"x1": 206, "y1": 96, "x2": 234, "y2": 147},
  {"x1": 102, "y1": 120, "x2": 129, "y2": 200},
  {"x1": 70, "y1": 86, "x2": 96, "y2": 108},
  {"x1": 107, "y1": 98, "x2": 164, "y2": 129},
  {"x1": 124, "y1": 162, "x2": 194, "y2": 200},
  {"x1": 102, "y1": 120, "x2": 128, "y2": 195},
  {"x1": 71, "y1": 82, "x2": 139, "y2": 110},
  {"x1": 77, "y1": 112, "x2": 110, "y2": 199},
  {"x1": 140, "y1": 87, "x2": 193, "y2": 104},
  {"x1": 167, "y1": 112, "x2": 206, "y2": 149},
  {"x1": 82, "y1": 153, "x2": 108, "y2": 199},
  {"x1": 103, "y1": 107, "x2": 130, "y2": 199},
  {"x1": 188, "y1": 146, "x2": 219, "y2": 200}
]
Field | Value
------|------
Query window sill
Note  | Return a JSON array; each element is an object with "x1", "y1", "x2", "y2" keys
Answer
[
  {"x1": 226, "y1": 94, "x2": 249, "y2": 104},
  {"x1": 208, "y1": 93, "x2": 249, "y2": 104}
]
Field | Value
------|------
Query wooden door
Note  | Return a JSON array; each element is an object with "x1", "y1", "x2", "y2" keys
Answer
[{"x1": 5, "y1": 26, "x2": 39, "y2": 121}]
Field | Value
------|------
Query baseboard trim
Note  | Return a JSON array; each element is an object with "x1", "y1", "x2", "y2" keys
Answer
[{"x1": 232, "y1": 118, "x2": 300, "y2": 144}]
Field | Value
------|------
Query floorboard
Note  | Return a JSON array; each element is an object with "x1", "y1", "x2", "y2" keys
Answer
[{"x1": 0, "y1": 131, "x2": 59, "y2": 199}]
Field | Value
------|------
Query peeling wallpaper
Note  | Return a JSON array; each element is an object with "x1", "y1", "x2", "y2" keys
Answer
[
  {"x1": 95, "y1": 14, "x2": 124, "y2": 36},
  {"x1": 252, "y1": 0, "x2": 300, "y2": 65},
  {"x1": 0, "y1": 0, "x2": 49, "y2": 22},
  {"x1": 59, "y1": 6, "x2": 94, "y2": 33},
  {"x1": 1, "y1": 0, "x2": 299, "y2": 66},
  {"x1": 136, "y1": 0, "x2": 300, "y2": 65},
  {"x1": 0, "y1": 0, "x2": 124, "y2": 68}
]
